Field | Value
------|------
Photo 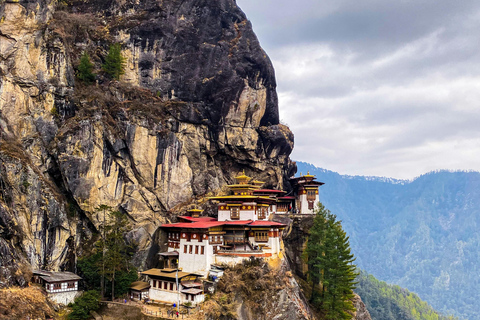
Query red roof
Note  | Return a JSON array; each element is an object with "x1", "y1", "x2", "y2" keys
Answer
[
  {"x1": 249, "y1": 220, "x2": 286, "y2": 227},
  {"x1": 178, "y1": 216, "x2": 217, "y2": 222},
  {"x1": 277, "y1": 196, "x2": 295, "y2": 200},
  {"x1": 162, "y1": 219, "x2": 286, "y2": 229},
  {"x1": 161, "y1": 221, "x2": 225, "y2": 229},
  {"x1": 223, "y1": 220, "x2": 253, "y2": 225},
  {"x1": 253, "y1": 189, "x2": 285, "y2": 193}
]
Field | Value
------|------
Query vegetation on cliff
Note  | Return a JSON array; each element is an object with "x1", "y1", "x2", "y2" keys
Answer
[
  {"x1": 204, "y1": 258, "x2": 311, "y2": 320},
  {"x1": 303, "y1": 203, "x2": 357, "y2": 319},
  {"x1": 77, "y1": 207, "x2": 137, "y2": 300},
  {"x1": 67, "y1": 290, "x2": 101, "y2": 320},
  {"x1": 0, "y1": 286, "x2": 55, "y2": 320},
  {"x1": 355, "y1": 270, "x2": 457, "y2": 320}
]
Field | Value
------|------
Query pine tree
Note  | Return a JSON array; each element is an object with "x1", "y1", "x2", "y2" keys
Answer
[
  {"x1": 102, "y1": 43, "x2": 126, "y2": 80},
  {"x1": 103, "y1": 210, "x2": 134, "y2": 301},
  {"x1": 77, "y1": 52, "x2": 95, "y2": 83},
  {"x1": 304, "y1": 203, "x2": 358, "y2": 319}
]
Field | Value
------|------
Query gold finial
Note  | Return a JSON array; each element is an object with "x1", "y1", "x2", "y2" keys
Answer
[
  {"x1": 307, "y1": 171, "x2": 310, "y2": 175},
  {"x1": 300, "y1": 172, "x2": 302, "y2": 176}
]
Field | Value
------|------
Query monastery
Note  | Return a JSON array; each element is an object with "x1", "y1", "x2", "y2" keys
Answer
[{"x1": 140, "y1": 172, "x2": 324, "y2": 305}]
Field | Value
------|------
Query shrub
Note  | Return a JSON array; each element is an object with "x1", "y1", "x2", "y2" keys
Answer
[{"x1": 68, "y1": 290, "x2": 100, "y2": 320}]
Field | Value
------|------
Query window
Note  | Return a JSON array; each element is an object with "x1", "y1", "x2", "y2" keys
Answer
[
  {"x1": 195, "y1": 246, "x2": 199, "y2": 254},
  {"x1": 201, "y1": 246, "x2": 205, "y2": 255},
  {"x1": 153, "y1": 280, "x2": 157, "y2": 288},
  {"x1": 184, "y1": 245, "x2": 187, "y2": 254},
  {"x1": 258, "y1": 207, "x2": 267, "y2": 219},
  {"x1": 213, "y1": 246, "x2": 218, "y2": 254},
  {"x1": 230, "y1": 207, "x2": 240, "y2": 219},
  {"x1": 164, "y1": 282, "x2": 168, "y2": 290},
  {"x1": 307, "y1": 190, "x2": 316, "y2": 201},
  {"x1": 53, "y1": 283, "x2": 61, "y2": 289},
  {"x1": 189, "y1": 245, "x2": 193, "y2": 254},
  {"x1": 255, "y1": 231, "x2": 268, "y2": 242},
  {"x1": 170, "y1": 283, "x2": 174, "y2": 291},
  {"x1": 67, "y1": 282, "x2": 75, "y2": 288},
  {"x1": 191, "y1": 295, "x2": 194, "y2": 301}
]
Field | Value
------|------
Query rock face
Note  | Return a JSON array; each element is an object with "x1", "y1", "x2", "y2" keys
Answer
[{"x1": 0, "y1": 0, "x2": 294, "y2": 284}]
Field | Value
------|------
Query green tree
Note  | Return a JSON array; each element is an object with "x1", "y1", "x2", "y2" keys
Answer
[
  {"x1": 77, "y1": 52, "x2": 95, "y2": 83},
  {"x1": 103, "y1": 210, "x2": 134, "y2": 300},
  {"x1": 102, "y1": 43, "x2": 126, "y2": 80},
  {"x1": 68, "y1": 290, "x2": 100, "y2": 320},
  {"x1": 95, "y1": 204, "x2": 112, "y2": 299},
  {"x1": 77, "y1": 206, "x2": 137, "y2": 301},
  {"x1": 304, "y1": 203, "x2": 358, "y2": 320}
]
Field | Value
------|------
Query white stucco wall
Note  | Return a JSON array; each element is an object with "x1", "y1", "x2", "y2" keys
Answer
[
  {"x1": 239, "y1": 209, "x2": 255, "y2": 220},
  {"x1": 218, "y1": 210, "x2": 230, "y2": 221},
  {"x1": 149, "y1": 288, "x2": 203, "y2": 305},
  {"x1": 48, "y1": 290, "x2": 81, "y2": 305},
  {"x1": 178, "y1": 238, "x2": 209, "y2": 275}
]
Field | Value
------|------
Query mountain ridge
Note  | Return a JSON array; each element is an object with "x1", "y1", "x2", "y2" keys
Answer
[{"x1": 296, "y1": 161, "x2": 480, "y2": 319}]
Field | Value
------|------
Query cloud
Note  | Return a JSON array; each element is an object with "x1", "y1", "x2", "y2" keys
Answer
[{"x1": 237, "y1": 0, "x2": 480, "y2": 179}]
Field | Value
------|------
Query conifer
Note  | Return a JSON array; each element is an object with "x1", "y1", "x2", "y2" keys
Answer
[
  {"x1": 77, "y1": 52, "x2": 95, "y2": 83},
  {"x1": 102, "y1": 43, "x2": 126, "y2": 80},
  {"x1": 304, "y1": 203, "x2": 358, "y2": 319}
]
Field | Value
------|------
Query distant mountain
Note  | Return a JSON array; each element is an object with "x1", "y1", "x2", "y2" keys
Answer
[
  {"x1": 355, "y1": 270, "x2": 457, "y2": 320},
  {"x1": 296, "y1": 161, "x2": 480, "y2": 320}
]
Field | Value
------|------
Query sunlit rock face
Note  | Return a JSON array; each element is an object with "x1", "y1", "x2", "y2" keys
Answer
[{"x1": 0, "y1": 0, "x2": 294, "y2": 284}]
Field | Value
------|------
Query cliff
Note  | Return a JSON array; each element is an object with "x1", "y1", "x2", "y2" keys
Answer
[{"x1": 0, "y1": 0, "x2": 294, "y2": 285}]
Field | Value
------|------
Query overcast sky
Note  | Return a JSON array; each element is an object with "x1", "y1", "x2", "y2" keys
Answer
[{"x1": 236, "y1": 0, "x2": 480, "y2": 179}]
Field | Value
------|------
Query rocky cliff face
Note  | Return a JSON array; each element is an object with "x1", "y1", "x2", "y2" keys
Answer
[{"x1": 0, "y1": 0, "x2": 294, "y2": 284}]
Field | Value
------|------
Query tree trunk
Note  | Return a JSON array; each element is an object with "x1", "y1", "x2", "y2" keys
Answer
[{"x1": 112, "y1": 268, "x2": 115, "y2": 301}]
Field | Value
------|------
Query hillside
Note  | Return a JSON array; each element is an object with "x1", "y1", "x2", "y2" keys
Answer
[
  {"x1": 296, "y1": 161, "x2": 480, "y2": 319},
  {"x1": 355, "y1": 270, "x2": 457, "y2": 320}
]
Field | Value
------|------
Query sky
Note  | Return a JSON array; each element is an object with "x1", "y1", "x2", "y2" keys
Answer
[{"x1": 236, "y1": 0, "x2": 480, "y2": 179}]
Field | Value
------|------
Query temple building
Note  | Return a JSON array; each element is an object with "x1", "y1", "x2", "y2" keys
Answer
[
  {"x1": 290, "y1": 172, "x2": 324, "y2": 214},
  {"x1": 159, "y1": 172, "x2": 323, "y2": 275},
  {"x1": 32, "y1": 270, "x2": 82, "y2": 305},
  {"x1": 145, "y1": 171, "x2": 323, "y2": 305},
  {"x1": 140, "y1": 268, "x2": 205, "y2": 305}
]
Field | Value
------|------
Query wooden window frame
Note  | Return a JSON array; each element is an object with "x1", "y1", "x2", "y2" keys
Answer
[
  {"x1": 254, "y1": 231, "x2": 268, "y2": 242},
  {"x1": 195, "y1": 245, "x2": 199, "y2": 254},
  {"x1": 230, "y1": 207, "x2": 240, "y2": 220},
  {"x1": 201, "y1": 246, "x2": 205, "y2": 255}
]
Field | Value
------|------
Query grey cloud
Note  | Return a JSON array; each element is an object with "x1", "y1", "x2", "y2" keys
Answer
[{"x1": 237, "y1": 0, "x2": 480, "y2": 178}]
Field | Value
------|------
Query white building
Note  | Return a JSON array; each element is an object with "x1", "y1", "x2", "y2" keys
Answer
[
  {"x1": 141, "y1": 268, "x2": 204, "y2": 305},
  {"x1": 289, "y1": 172, "x2": 324, "y2": 214},
  {"x1": 146, "y1": 171, "x2": 324, "y2": 306},
  {"x1": 32, "y1": 270, "x2": 82, "y2": 305}
]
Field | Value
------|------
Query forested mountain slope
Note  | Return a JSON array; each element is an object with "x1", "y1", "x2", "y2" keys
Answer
[
  {"x1": 356, "y1": 270, "x2": 457, "y2": 320},
  {"x1": 296, "y1": 161, "x2": 480, "y2": 319}
]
